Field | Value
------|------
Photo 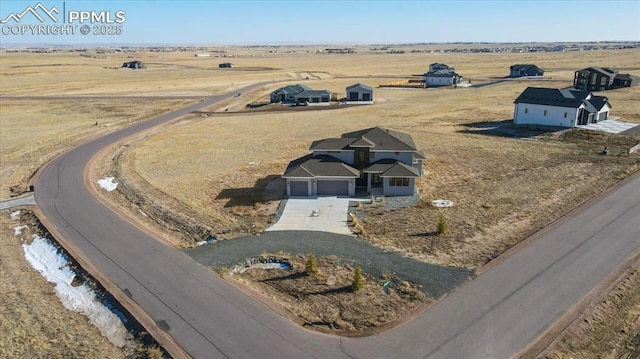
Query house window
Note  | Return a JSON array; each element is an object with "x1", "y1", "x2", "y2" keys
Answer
[
  {"x1": 524, "y1": 108, "x2": 528, "y2": 114},
  {"x1": 564, "y1": 112, "x2": 567, "y2": 118},
  {"x1": 328, "y1": 151, "x2": 340, "y2": 153},
  {"x1": 544, "y1": 110, "x2": 547, "y2": 116},
  {"x1": 370, "y1": 152, "x2": 376, "y2": 159},
  {"x1": 394, "y1": 152, "x2": 399, "y2": 155},
  {"x1": 389, "y1": 178, "x2": 409, "y2": 187}
]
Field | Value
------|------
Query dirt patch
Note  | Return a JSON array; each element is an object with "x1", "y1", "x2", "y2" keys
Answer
[
  {"x1": 229, "y1": 253, "x2": 428, "y2": 336},
  {"x1": 542, "y1": 267, "x2": 640, "y2": 359}
]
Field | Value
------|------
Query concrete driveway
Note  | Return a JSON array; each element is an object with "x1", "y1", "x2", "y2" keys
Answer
[{"x1": 265, "y1": 197, "x2": 353, "y2": 235}]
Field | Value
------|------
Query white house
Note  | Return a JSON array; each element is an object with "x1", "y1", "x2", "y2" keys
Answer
[
  {"x1": 513, "y1": 87, "x2": 611, "y2": 127},
  {"x1": 345, "y1": 83, "x2": 373, "y2": 104},
  {"x1": 424, "y1": 63, "x2": 462, "y2": 87},
  {"x1": 282, "y1": 127, "x2": 425, "y2": 197}
]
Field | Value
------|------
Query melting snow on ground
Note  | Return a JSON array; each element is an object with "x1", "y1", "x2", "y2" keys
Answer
[
  {"x1": 10, "y1": 210, "x2": 21, "y2": 220},
  {"x1": 14, "y1": 225, "x2": 28, "y2": 236},
  {"x1": 97, "y1": 177, "x2": 118, "y2": 192},
  {"x1": 22, "y1": 234, "x2": 130, "y2": 348}
]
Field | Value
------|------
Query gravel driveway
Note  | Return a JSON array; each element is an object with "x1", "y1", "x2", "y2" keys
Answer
[{"x1": 184, "y1": 230, "x2": 472, "y2": 298}]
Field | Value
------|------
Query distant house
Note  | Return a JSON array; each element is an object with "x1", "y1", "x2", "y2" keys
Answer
[
  {"x1": 424, "y1": 63, "x2": 462, "y2": 87},
  {"x1": 613, "y1": 73, "x2": 633, "y2": 88},
  {"x1": 513, "y1": 87, "x2": 612, "y2": 127},
  {"x1": 573, "y1": 67, "x2": 618, "y2": 91},
  {"x1": 270, "y1": 84, "x2": 332, "y2": 106},
  {"x1": 509, "y1": 64, "x2": 544, "y2": 78},
  {"x1": 195, "y1": 53, "x2": 210, "y2": 57},
  {"x1": 282, "y1": 127, "x2": 425, "y2": 197},
  {"x1": 122, "y1": 61, "x2": 144, "y2": 69},
  {"x1": 218, "y1": 62, "x2": 234, "y2": 68},
  {"x1": 345, "y1": 83, "x2": 373, "y2": 104}
]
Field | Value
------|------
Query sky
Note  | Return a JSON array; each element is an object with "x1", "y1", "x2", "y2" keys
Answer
[{"x1": 0, "y1": 0, "x2": 639, "y2": 45}]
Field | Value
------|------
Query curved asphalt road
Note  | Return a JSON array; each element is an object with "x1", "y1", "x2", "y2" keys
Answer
[{"x1": 35, "y1": 85, "x2": 640, "y2": 358}]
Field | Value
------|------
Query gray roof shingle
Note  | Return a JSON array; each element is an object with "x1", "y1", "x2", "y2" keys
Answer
[{"x1": 283, "y1": 154, "x2": 360, "y2": 178}]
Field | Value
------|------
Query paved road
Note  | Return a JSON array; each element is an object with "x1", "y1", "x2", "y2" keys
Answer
[{"x1": 34, "y1": 82, "x2": 640, "y2": 358}]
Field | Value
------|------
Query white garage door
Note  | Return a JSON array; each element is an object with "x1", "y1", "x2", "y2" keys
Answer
[
  {"x1": 289, "y1": 181, "x2": 309, "y2": 196},
  {"x1": 317, "y1": 180, "x2": 349, "y2": 196}
]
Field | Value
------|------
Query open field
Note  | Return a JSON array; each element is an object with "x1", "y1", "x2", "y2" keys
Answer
[
  {"x1": 1, "y1": 47, "x2": 639, "y2": 352},
  {"x1": 0, "y1": 99, "x2": 195, "y2": 199}
]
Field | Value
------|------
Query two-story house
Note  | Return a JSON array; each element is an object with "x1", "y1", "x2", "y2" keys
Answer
[
  {"x1": 424, "y1": 63, "x2": 462, "y2": 87},
  {"x1": 282, "y1": 127, "x2": 425, "y2": 197},
  {"x1": 573, "y1": 67, "x2": 618, "y2": 91}
]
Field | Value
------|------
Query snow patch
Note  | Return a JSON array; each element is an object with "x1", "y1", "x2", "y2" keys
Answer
[
  {"x1": 10, "y1": 210, "x2": 21, "y2": 220},
  {"x1": 97, "y1": 177, "x2": 118, "y2": 192},
  {"x1": 14, "y1": 225, "x2": 28, "y2": 236},
  {"x1": 22, "y1": 234, "x2": 130, "y2": 348}
]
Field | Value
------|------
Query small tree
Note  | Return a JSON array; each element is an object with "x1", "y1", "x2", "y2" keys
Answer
[
  {"x1": 437, "y1": 215, "x2": 447, "y2": 235},
  {"x1": 352, "y1": 266, "x2": 364, "y2": 292},
  {"x1": 305, "y1": 253, "x2": 318, "y2": 276}
]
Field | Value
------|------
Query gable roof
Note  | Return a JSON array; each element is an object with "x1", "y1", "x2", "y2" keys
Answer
[
  {"x1": 296, "y1": 90, "x2": 332, "y2": 98},
  {"x1": 576, "y1": 67, "x2": 618, "y2": 78},
  {"x1": 341, "y1": 127, "x2": 418, "y2": 151},
  {"x1": 614, "y1": 73, "x2": 633, "y2": 81},
  {"x1": 346, "y1": 83, "x2": 373, "y2": 91},
  {"x1": 425, "y1": 68, "x2": 460, "y2": 77},
  {"x1": 309, "y1": 127, "x2": 418, "y2": 152},
  {"x1": 514, "y1": 87, "x2": 589, "y2": 108},
  {"x1": 588, "y1": 95, "x2": 611, "y2": 110},
  {"x1": 515, "y1": 87, "x2": 612, "y2": 111},
  {"x1": 510, "y1": 64, "x2": 542, "y2": 71},
  {"x1": 365, "y1": 160, "x2": 420, "y2": 177},
  {"x1": 271, "y1": 84, "x2": 313, "y2": 96},
  {"x1": 309, "y1": 138, "x2": 353, "y2": 150},
  {"x1": 282, "y1": 154, "x2": 360, "y2": 178}
]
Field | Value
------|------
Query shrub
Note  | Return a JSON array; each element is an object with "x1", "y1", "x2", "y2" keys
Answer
[
  {"x1": 305, "y1": 253, "x2": 318, "y2": 276},
  {"x1": 437, "y1": 215, "x2": 447, "y2": 235},
  {"x1": 352, "y1": 266, "x2": 364, "y2": 292}
]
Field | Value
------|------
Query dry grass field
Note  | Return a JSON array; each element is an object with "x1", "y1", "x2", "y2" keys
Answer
[{"x1": 1, "y1": 46, "x2": 639, "y2": 354}]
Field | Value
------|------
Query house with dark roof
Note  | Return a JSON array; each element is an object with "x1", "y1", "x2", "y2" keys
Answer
[
  {"x1": 513, "y1": 87, "x2": 612, "y2": 127},
  {"x1": 270, "y1": 84, "x2": 332, "y2": 106},
  {"x1": 345, "y1": 83, "x2": 373, "y2": 104},
  {"x1": 218, "y1": 62, "x2": 234, "y2": 68},
  {"x1": 282, "y1": 127, "x2": 425, "y2": 197},
  {"x1": 573, "y1": 67, "x2": 618, "y2": 91},
  {"x1": 122, "y1": 61, "x2": 144, "y2": 69},
  {"x1": 509, "y1": 64, "x2": 544, "y2": 78},
  {"x1": 424, "y1": 63, "x2": 462, "y2": 87},
  {"x1": 612, "y1": 73, "x2": 633, "y2": 88}
]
